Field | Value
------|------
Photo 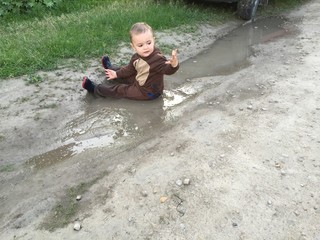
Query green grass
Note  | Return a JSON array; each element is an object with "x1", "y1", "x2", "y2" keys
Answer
[
  {"x1": 260, "y1": 0, "x2": 310, "y2": 16},
  {"x1": 0, "y1": 164, "x2": 15, "y2": 172},
  {"x1": 0, "y1": 0, "x2": 309, "y2": 79}
]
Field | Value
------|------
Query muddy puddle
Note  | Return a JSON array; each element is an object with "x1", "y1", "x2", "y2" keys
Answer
[
  {"x1": 24, "y1": 17, "x2": 291, "y2": 169},
  {"x1": 168, "y1": 16, "x2": 291, "y2": 86}
]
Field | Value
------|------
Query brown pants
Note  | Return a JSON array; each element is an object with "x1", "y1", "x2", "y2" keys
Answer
[{"x1": 94, "y1": 76, "x2": 152, "y2": 100}]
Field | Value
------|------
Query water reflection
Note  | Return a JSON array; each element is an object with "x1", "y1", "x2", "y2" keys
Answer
[{"x1": 167, "y1": 17, "x2": 289, "y2": 88}]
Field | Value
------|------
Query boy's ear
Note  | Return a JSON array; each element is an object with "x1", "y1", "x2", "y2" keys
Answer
[{"x1": 130, "y1": 43, "x2": 134, "y2": 50}]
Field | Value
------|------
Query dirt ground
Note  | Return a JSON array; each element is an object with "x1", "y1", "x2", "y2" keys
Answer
[{"x1": 0, "y1": 1, "x2": 319, "y2": 239}]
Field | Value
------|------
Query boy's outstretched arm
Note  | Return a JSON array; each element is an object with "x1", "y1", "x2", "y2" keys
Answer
[{"x1": 165, "y1": 49, "x2": 178, "y2": 68}]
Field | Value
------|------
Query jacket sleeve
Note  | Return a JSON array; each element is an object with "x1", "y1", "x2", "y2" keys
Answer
[
  {"x1": 116, "y1": 55, "x2": 138, "y2": 79},
  {"x1": 153, "y1": 53, "x2": 179, "y2": 75}
]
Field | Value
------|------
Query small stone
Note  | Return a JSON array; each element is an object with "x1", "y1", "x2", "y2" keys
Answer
[
  {"x1": 141, "y1": 191, "x2": 148, "y2": 197},
  {"x1": 153, "y1": 187, "x2": 159, "y2": 194},
  {"x1": 170, "y1": 152, "x2": 175, "y2": 156},
  {"x1": 232, "y1": 222, "x2": 238, "y2": 227},
  {"x1": 247, "y1": 105, "x2": 253, "y2": 110},
  {"x1": 183, "y1": 178, "x2": 191, "y2": 185},
  {"x1": 176, "y1": 179, "x2": 183, "y2": 186},
  {"x1": 160, "y1": 196, "x2": 168, "y2": 203},
  {"x1": 73, "y1": 222, "x2": 81, "y2": 231},
  {"x1": 76, "y1": 195, "x2": 82, "y2": 201},
  {"x1": 180, "y1": 223, "x2": 186, "y2": 230}
]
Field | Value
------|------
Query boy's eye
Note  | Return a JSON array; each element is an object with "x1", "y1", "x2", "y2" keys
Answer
[{"x1": 137, "y1": 44, "x2": 143, "y2": 47}]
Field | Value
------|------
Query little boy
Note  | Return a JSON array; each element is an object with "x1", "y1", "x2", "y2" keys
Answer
[{"x1": 82, "y1": 22, "x2": 179, "y2": 100}]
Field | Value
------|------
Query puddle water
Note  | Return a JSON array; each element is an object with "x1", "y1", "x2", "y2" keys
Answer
[
  {"x1": 26, "y1": 17, "x2": 292, "y2": 169},
  {"x1": 167, "y1": 16, "x2": 290, "y2": 86}
]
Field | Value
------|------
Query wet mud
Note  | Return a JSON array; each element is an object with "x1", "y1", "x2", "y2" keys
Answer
[
  {"x1": 2, "y1": 16, "x2": 293, "y2": 171},
  {"x1": 2, "y1": 10, "x2": 315, "y2": 238}
]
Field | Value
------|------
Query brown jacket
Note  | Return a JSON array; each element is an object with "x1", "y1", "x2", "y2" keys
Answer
[{"x1": 116, "y1": 48, "x2": 179, "y2": 99}]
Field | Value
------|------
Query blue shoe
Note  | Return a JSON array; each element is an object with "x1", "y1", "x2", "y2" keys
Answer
[
  {"x1": 101, "y1": 56, "x2": 112, "y2": 69},
  {"x1": 82, "y1": 76, "x2": 95, "y2": 93}
]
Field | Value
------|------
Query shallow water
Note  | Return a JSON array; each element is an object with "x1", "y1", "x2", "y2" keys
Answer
[{"x1": 167, "y1": 17, "x2": 290, "y2": 86}]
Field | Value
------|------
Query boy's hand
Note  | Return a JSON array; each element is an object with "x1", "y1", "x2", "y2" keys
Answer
[
  {"x1": 165, "y1": 49, "x2": 178, "y2": 68},
  {"x1": 105, "y1": 69, "x2": 117, "y2": 80}
]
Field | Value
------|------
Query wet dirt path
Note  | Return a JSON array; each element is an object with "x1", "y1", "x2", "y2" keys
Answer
[{"x1": 1, "y1": 2, "x2": 319, "y2": 238}]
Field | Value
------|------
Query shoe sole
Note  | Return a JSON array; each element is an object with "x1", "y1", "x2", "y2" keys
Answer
[{"x1": 82, "y1": 76, "x2": 87, "y2": 89}]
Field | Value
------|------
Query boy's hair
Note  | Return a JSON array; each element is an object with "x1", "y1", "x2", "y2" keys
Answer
[{"x1": 130, "y1": 22, "x2": 153, "y2": 42}]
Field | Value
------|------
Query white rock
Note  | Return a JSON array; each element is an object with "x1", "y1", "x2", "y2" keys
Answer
[
  {"x1": 176, "y1": 179, "x2": 183, "y2": 186},
  {"x1": 73, "y1": 222, "x2": 81, "y2": 231},
  {"x1": 183, "y1": 178, "x2": 190, "y2": 185}
]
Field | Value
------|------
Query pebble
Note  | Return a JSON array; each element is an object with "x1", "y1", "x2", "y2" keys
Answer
[
  {"x1": 76, "y1": 195, "x2": 82, "y2": 201},
  {"x1": 183, "y1": 178, "x2": 191, "y2": 185},
  {"x1": 153, "y1": 187, "x2": 159, "y2": 194},
  {"x1": 160, "y1": 196, "x2": 168, "y2": 203},
  {"x1": 180, "y1": 223, "x2": 186, "y2": 230},
  {"x1": 280, "y1": 170, "x2": 286, "y2": 176},
  {"x1": 176, "y1": 179, "x2": 183, "y2": 186},
  {"x1": 141, "y1": 190, "x2": 148, "y2": 197},
  {"x1": 275, "y1": 163, "x2": 281, "y2": 169},
  {"x1": 73, "y1": 222, "x2": 81, "y2": 231}
]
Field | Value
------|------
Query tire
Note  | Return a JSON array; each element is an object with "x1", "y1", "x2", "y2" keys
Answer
[{"x1": 237, "y1": 0, "x2": 260, "y2": 20}]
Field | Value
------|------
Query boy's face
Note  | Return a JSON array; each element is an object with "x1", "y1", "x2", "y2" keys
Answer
[{"x1": 130, "y1": 30, "x2": 155, "y2": 58}]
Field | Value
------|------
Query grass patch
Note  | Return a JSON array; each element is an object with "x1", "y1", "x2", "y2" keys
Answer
[
  {"x1": 0, "y1": 0, "x2": 310, "y2": 79},
  {"x1": 0, "y1": 164, "x2": 15, "y2": 172},
  {"x1": 25, "y1": 74, "x2": 43, "y2": 85},
  {"x1": 0, "y1": 0, "x2": 230, "y2": 79},
  {"x1": 260, "y1": 0, "x2": 311, "y2": 16},
  {"x1": 40, "y1": 172, "x2": 107, "y2": 231}
]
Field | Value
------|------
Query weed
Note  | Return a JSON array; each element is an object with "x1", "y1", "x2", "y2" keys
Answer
[
  {"x1": 40, "y1": 103, "x2": 58, "y2": 109},
  {"x1": 0, "y1": 164, "x2": 15, "y2": 173},
  {"x1": 25, "y1": 75, "x2": 43, "y2": 85}
]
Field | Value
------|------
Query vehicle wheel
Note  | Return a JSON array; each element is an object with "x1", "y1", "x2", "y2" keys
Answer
[{"x1": 237, "y1": 0, "x2": 260, "y2": 20}]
